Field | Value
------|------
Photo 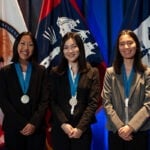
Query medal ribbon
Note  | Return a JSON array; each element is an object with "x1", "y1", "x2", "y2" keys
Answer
[
  {"x1": 122, "y1": 65, "x2": 134, "y2": 98},
  {"x1": 15, "y1": 63, "x2": 32, "y2": 94},
  {"x1": 68, "y1": 68, "x2": 80, "y2": 97},
  {"x1": 122, "y1": 65, "x2": 134, "y2": 124}
]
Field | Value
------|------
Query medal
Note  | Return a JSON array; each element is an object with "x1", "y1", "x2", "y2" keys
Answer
[
  {"x1": 69, "y1": 97, "x2": 77, "y2": 115},
  {"x1": 68, "y1": 67, "x2": 80, "y2": 115},
  {"x1": 15, "y1": 63, "x2": 32, "y2": 104},
  {"x1": 125, "y1": 98, "x2": 129, "y2": 107},
  {"x1": 21, "y1": 95, "x2": 30, "y2": 104}
]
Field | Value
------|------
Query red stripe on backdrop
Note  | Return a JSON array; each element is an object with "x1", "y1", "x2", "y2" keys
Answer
[
  {"x1": 69, "y1": 0, "x2": 85, "y2": 20},
  {"x1": 39, "y1": 0, "x2": 61, "y2": 21}
]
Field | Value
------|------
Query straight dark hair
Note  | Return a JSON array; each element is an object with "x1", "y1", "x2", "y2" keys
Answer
[
  {"x1": 11, "y1": 31, "x2": 38, "y2": 63},
  {"x1": 113, "y1": 29, "x2": 146, "y2": 74},
  {"x1": 56, "y1": 32, "x2": 87, "y2": 74}
]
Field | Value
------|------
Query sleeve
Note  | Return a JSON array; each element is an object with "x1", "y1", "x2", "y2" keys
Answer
[
  {"x1": 0, "y1": 69, "x2": 28, "y2": 130},
  {"x1": 128, "y1": 68, "x2": 150, "y2": 131},
  {"x1": 76, "y1": 67, "x2": 100, "y2": 131},
  {"x1": 49, "y1": 70, "x2": 69, "y2": 126},
  {"x1": 101, "y1": 68, "x2": 124, "y2": 131},
  {"x1": 29, "y1": 67, "x2": 49, "y2": 129}
]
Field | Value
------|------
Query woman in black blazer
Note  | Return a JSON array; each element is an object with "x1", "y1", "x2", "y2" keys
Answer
[
  {"x1": 49, "y1": 32, "x2": 100, "y2": 150},
  {"x1": 0, "y1": 32, "x2": 49, "y2": 150}
]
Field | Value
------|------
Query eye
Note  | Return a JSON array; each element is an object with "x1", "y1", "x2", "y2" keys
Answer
[
  {"x1": 29, "y1": 43, "x2": 34, "y2": 47},
  {"x1": 20, "y1": 42, "x2": 25, "y2": 45},
  {"x1": 127, "y1": 42, "x2": 133, "y2": 45},
  {"x1": 64, "y1": 46, "x2": 69, "y2": 50},
  {"x1": 71, "y1": 45, "x2": 77, "y2": 49},
  {"x1": 63, "y1": 45, "x2": 77, "y2": 50},
  {"x1": 119, "y1": 43, "x2": 125, "y2": 46}
]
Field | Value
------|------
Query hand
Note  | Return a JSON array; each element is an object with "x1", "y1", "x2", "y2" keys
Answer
[
  {"x1": 118, "y1": 125, "x2": 133, "y2": 141},
  {"x1": 20, "y1": 123, "x2": 36, "y2": 136},
  {"x1": 61, "y1": 123, "x2": 73, "y2": 136},
  {"x1": 120, "y1": 134, "x2": 133, "y2": 141},
  {"x1": 69, "y1": 128, "x2": 83, "y2": 139}
]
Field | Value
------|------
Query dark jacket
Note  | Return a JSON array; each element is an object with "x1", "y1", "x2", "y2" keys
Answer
[
  {"x1": 49, "y1": 63, "x2": 100, "y2": 132},
  {"x1": 0, "y1": 62, "x2": 49, "y2": 132}
]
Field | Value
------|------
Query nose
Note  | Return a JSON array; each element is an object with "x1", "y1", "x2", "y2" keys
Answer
[
  {"x1": 68, "y1": 47, "x2": 74, "y2": 52},
  {"x1": 24, "y1": 43, "x2": 30, "y2": 49},
  {"x1": 124, "y1": 44, "x2": 129, "y2": 48}
]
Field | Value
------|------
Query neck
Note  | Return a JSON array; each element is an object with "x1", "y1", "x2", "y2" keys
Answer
[
  {"x1": 19, "y1": 60, "x2": 29, "y2": 72},
  {"x1": 69, "y1": 62, "x2": 78, "y2": 75},
  {"x1": 123, "y1": 59, "x2": 134, "y2": 76}
]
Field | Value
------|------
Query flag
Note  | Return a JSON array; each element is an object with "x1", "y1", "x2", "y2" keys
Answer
[
  {"x1": 0, "y1": 0, "x2": 27, "y2": 65},
  {"x1": 0, "y1": 0, "x2": 27, "y2": 147},
  {"x1": 36, "y1": 0, "x2": 104, "y2": 68},
  {"x1": 121, "y1": 0, "x2": 150, "y2": 66},
  {"x1": 36, "y1": 0, "x2": 106, "y2": 149}
]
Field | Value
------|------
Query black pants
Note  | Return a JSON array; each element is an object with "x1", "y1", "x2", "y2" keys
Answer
[
  {"x1": 51, "y1": 126, "x2": 92, "y2": 150},
  {"x1": 108, "y1": 130, "x2": 149, "y2": 150},
  {"x1": 4, "y1": 129, "x2": 46, "y2": 150}
]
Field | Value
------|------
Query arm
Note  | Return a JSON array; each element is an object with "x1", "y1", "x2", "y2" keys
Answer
[
  {"x1": 49, "y1": 71, "x2": 69, "y2": 126},
  {"x1": 127, "y1": 68, "x2": 150, "y2": 131},
  {"x1": 28, "y1": 67, "x2": 49, "y2": 129},
  {"x1": 0, "y1": 69, "x2": 28, "y2": 129},
  {"x1": 76, "y1": 67, "x2": 100, "y2": 131},
  {"x1": 101, "y1": 68, "x2": 124, "y2": 131}
]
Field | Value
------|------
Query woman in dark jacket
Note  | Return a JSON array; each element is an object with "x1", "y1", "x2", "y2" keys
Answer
[
  {"x1": 49, "y1": 32, "x2": 100, "y2": 150},
  {"x1": 0, "y1": 32, "x2": 49, "y2": 150}
]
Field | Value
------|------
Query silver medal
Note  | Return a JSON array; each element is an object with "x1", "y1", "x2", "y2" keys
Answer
[
  {"x1": 21, "y1": 95, "x2": 30, "y2": 104},
  {"x1": 69, "y1": 97, "x2": 77, "y2": 115}
]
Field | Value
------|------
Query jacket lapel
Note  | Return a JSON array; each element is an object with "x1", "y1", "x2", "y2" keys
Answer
[
  {"x1": 129, "y1": 72, "x2": 141, "y2": 99},
  {"x1": 116, "y1": 74, "x2": 125, "y2": 101}
]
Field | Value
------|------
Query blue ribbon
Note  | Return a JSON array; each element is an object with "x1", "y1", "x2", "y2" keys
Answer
[
  {"x1": 122, "y1": 65, "x2": 134, "y2": 98},
  {"x1": 15, "y1": 63, "x2": 32, "y2": 94},
  {"x1": 68, "y1": 68, "x2": 80, "y2": 97}
]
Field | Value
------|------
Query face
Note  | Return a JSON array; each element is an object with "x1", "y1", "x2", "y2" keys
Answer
[
  {"x1": 119, "y1": 34, "x2": 136, "y2": 60},
  {"x1": 63, "y1": 38, "x2": 80, "y2": 63},
  {"x1": 17, "y1": 35, "x2": 34, "y2": 62}
]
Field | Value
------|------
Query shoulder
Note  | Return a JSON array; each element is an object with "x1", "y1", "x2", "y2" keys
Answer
[
  {"x1": 106, "y1": 66, "x2": 114, "y2": 74},
  {"x1": 144, "y1": 67, "x2": 150, "y2": 74},
  {"x1": 0, "y1": 63, "x2": 14, "y2": 73},
  {"x1": 87, "y1": 63, "x2": 98, "y2": 72},
  {"x1": 49, "y1": 66, "x2": 63, "y2": 79},
  {"x1": 32, "y1": 62, "x2": 46, "y2": 72},
  {"x1": 50, "y1": 66, "x2": 59, "y2": 75},
  {"x1": 142, "y1": 67, "x2": 150, "y2": 78},
  {"x1": 104, "y1": 66, "x2": 117, "y2": 80},
  {"x1": 82, "y1": 63, "x2": 99, "y2": 79}
]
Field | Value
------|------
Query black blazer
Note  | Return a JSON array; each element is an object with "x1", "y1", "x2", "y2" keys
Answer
[
  {"x1": 49, "y1": 63, "x2": 100, "y2": 132},
  {"x1": 0, "y1": 62, "x2": 49, "y2": 131}
]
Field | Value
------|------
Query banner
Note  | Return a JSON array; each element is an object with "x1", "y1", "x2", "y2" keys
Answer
[
  {"x1": 36, "y1": 0, "x2": 106, "y2": 149},
  {"x1": 36, "y1": 0, "x2": 105, "y2": 67},
  {"x1": 121, "y1": 0, "x2": 150, "y2": 66},
  {"x1": 0, "y1": 0, "x2": 27, "y2": 147},
  {"x1": 0, "y1": 0, "x2": 27, "y2": 65}
]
